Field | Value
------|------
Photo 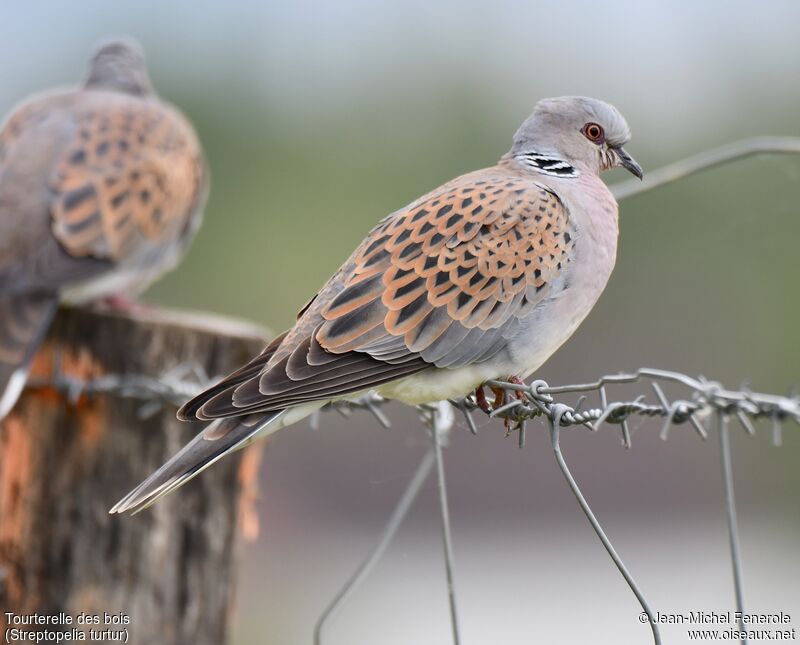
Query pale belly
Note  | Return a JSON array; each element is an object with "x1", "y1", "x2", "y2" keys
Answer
[{"x1": 376, "y1": 362, "x2": 504, "y2": 405}]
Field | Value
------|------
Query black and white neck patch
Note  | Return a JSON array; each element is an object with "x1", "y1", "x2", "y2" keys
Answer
[{"x1": 515, "y1": 152, "x2": 579, "y2": 178}]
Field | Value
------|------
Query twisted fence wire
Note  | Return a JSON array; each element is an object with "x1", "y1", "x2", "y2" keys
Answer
[
  {"x1": 28, "y1": 361, "x2": 799, "y2": 645},
  {"x1": 319, "y1": 368, "x2": 799, "y2": 645},
  {"x1": 27, "y1": 352, "x2": 213, "y2": 419}
]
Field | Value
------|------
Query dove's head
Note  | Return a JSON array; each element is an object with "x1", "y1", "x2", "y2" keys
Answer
[
  {"x1": 511, "y1": 96, "x2": 642, "y2": 179},
  {"x1": 85, "y1": 38, "x2": 153, "y2": 96}
]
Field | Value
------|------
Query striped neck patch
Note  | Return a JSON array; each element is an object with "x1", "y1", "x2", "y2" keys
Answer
[{"x1": 515, "y1": 152, "x2": 579, "y2": 178}]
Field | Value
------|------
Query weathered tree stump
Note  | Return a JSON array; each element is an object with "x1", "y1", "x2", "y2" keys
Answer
[{"x1": 0, "y1": 305, "x2": 267, "y2": 644}]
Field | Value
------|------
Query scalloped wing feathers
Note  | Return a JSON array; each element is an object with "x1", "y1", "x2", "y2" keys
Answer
[
  {"x1": 180, "y1": 164, "x2": 576, "y2": 420},
  {"x1": 48, "y1": 95, "x2": 205, "y2": 263}
]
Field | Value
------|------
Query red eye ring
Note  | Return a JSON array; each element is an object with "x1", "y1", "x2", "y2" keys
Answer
[{"x1": 582, "y1": 122, "x2": 605, "y2": 144}]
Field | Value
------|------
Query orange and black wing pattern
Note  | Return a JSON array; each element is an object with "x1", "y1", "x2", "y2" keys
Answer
[
  {"x1": 180, "y1": 165, "x2": 576, "y2": 420},
  {"x1": 318, "y1": 168, "x2": 574, "y2": 364},
  {"x1": 49, "y1": 97, "x2": 205, "y2": 263}
]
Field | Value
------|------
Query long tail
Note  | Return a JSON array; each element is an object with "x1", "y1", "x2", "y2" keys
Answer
[
  {"x1": 110, "y1": 410, "x2": 286, "y2": 514},
  {"x1": 0, "y1": 294, "x2": 59, "y2": 420}
]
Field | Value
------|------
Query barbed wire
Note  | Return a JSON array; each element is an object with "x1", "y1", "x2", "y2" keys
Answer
[
  {"x1": 455, "y1": 367, "x2": 799, "y2": 446},
  {"x1": 25, "y1": 359, "x2": 799, "y2": 645},
  {"x1": 26, "y1": 354, "x2": 215, "y2": 419},
  {"x1": 314, "y1": 370, "x2": 798, "y2": 645},
  {"x1": 29, "y1": 358, "x2": 800, "y2": 441}
]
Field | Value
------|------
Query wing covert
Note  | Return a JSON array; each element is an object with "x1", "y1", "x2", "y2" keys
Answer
[
  {"x1": 317, "y1": 169, "x2": 576, "y2": 366},
  {"x1": 49, "y1": 99, "x2": 205, "y2": 262},
  {"x1": 180, "y1": 166, "x2": 577, "y2": 420}
]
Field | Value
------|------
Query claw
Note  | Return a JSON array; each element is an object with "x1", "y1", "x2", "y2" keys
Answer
[
  {"x1": 508, "y1": 375, "x2": 525, "y2": 390},
  {"x1": 476, "y1": 377, "x2": 526, "y2": 427},
  {"x1": 475, "y1": 386, "x2": 491, "y2": 413},
  {"x1": 474, "y1": 384, "x2": 505, "y2": 413},
  {"x1": 491, "y1": 386, "x2": 505, "y2": 409},
  {"x1": 504, "y1": 376, "x2": 527, "y2": 430}
]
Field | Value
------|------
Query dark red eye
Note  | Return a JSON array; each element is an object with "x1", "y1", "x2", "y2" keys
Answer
[{"x1": 582, "y1": 122, "x2": 605, "y2": 143}]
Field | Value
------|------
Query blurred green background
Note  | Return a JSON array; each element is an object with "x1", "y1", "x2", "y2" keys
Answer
[{"x1": 3, "y1": 1, "x2": 798, "y2": 643}]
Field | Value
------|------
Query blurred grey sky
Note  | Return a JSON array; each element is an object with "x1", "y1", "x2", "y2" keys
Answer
[
  {"x1": 3, "y1": 1, "x2": 800, "y2": 151},
  {"x1": 3, "y1": 3, "x2": 799, "y2": 644}
]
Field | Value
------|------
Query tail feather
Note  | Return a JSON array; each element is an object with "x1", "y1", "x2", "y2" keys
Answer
[
  {"x1": 0, "y1": 294, "x2": 58, "y2": 419},
  {"x1": 109, "y1": 410, "x2": 285, "y2": 514}
]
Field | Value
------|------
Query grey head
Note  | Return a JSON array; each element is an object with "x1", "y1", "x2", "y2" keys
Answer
[
  {"x1": 510, "y1": 96, "x2": 642, "y2": 179},
  {"x1": 84, "y1": 38, "x2": 153, "y2": 96}
]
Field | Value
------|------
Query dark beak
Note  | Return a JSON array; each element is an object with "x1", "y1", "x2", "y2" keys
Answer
[{"x1": 614, "y1": 146, "x2": 643, "y2": 180}]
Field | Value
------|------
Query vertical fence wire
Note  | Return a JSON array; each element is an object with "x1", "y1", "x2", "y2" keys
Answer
[
  {"x1": 313, "y1": 449, "x2": 435, "y2": 645},
  {"x1": 432, "y1": 419, "x2": 462, "y2": 645},
  {"x1": 717, "y1": 412, "x2": 748, "y2": 645},
  {"x1": 548, "y1": 406, "x2": 662, "y2": 645}
]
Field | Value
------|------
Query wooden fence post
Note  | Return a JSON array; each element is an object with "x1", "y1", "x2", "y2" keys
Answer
[{"x1": 0, "y1": 305, "x2": 266, "y2": 644}]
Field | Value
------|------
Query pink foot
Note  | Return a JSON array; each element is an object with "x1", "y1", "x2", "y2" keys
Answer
[{"x1": 98, "y1": 295, "x2": 154, "y2": 314}]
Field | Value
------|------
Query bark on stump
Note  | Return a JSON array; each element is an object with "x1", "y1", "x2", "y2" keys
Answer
[{"x1": 0, "y1": 305, "x2": 267, "y2": 645}]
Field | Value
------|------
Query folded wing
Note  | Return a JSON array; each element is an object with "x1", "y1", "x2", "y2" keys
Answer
[{"x1": 180, "y1": 167, "x2": 575, "y2": 421}]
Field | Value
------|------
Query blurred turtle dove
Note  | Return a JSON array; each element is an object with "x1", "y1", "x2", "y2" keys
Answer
[
  {"x1": 0, "y1": 39, "x2": 208, "y2": 419},
  {"x1": 112, "y1": 96, "x2": 641, "y2": 514}
]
